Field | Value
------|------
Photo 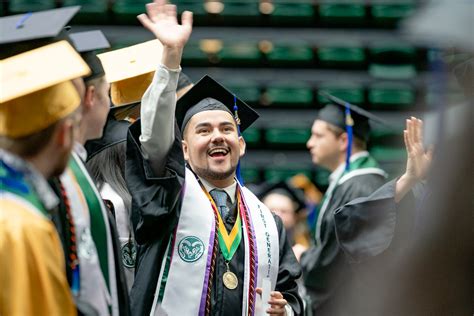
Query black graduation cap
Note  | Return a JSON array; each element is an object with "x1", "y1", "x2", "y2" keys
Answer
[
  {"x1": 0, "y1": 6, "x2": 80, "y2": 59},
  {"x1": 257, "y1": 181, "x2": 306, "y2": 213},
  {"x1": 69, "y1": 30, "x2": 110, "y2": 83},
  {"x1": 317, "y1": 91, "x2": 387, "y2": 142},
  {"x1": 84, "y1": 114, "x2": 130, "y2": 161},
  {"x1": 176, "y1": 75, "x2": 259, "y2": 133}
]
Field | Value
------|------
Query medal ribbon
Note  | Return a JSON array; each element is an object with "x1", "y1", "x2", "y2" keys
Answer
[{"x1": 202, "y1": 185, "x2": 243, "y2": 261}]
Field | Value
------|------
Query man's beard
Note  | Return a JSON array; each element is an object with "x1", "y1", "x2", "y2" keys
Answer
[{"x1": 193, "y1": 164, "x2": 237, "y2": 182}]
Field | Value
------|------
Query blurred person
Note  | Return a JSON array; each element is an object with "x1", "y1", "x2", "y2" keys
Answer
[
  {"x1": 257, "y1": 181, "x2": 308, "y2": 254},
  {"x1": 0, "y1": 40, "x2": 89, "y2": 316},
  {"x1": 47, "y1": 29, "x2": 130, "y2": 315},
  {"x1": 300, "y1": 94, "x2": 388, "y2": 315},
  {"x1": 329, "y1": 1, "x2": 474, "y2": 313},
  {"x1": 125, "y1": 1, "x2": 303, "y2": 315}
]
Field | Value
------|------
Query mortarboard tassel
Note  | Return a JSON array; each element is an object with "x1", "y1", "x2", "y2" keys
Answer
[
  {"x1": 233, "y1": 95, "x2": 245, "y2": 186},
  {"x1": 344, "y1": 102, "x2": 354, "y2": 171}
]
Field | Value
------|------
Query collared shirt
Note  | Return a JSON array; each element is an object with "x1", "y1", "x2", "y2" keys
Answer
[
  {"x1": 74, "y1": 142, "x2": 88, "y2": 162},
  {"x1": 0, "y1": 149, "x2": 59, "y2": 210},
  {"x1": 199, "y1": 176, "x2": 237, "y2": 204}
]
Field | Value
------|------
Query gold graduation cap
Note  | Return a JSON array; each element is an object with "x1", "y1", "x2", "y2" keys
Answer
[
  {"x1": 0, "y1": 40, "x2": 91, "y2": 138},
  {"x1": 97, "y1": 39, "x2": 163, "y2": 107}
]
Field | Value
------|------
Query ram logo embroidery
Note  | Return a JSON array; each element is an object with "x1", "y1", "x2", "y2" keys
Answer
[{"x1": 178, "y1": 236, "x2": 205, "y2": 263}]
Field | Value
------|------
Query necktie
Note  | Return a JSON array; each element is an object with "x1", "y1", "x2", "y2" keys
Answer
[{"x1": 210, "y1": 189, "x2": 230, "y2": 219}]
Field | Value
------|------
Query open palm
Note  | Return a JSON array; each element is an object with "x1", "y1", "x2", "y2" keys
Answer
[
  {"x1": 404, "y1": 117, "x2": 433, "y2": 181},
  {"x1": 137, "y1": 0, "x2": 193, "y2": 48}
]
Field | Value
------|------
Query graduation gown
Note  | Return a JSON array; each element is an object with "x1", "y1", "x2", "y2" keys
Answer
[
  {"x1": 300, "y1": 168, "x2": 386, "y2": 316},
  {"x1": 126, "y1": 121, "x2": 303, "y2": 315},
  {"x1": 0, "y1": 151, "x2": 76, "y2": 316}
]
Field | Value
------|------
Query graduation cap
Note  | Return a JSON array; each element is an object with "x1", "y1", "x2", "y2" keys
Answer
[
  {"x1": 0, "y1": 40, "x2": 90, "y2": 138},
  {"x1": 97, "y1": 39, "x2": 163, "y2": 106},
  {"x1": 318, "y1": 91, "x2": 387, "y2": 170},
  {"x1": 84, "y1": 114, "x2": 130, "y2": 161},
  {"x1": 0, "y1": 6, "x2": 80, "y2": 59},
  {"x1": 69, "y1": 30, "x2": 110, "y2": 83},
  {"x1": 257, "y1": 181, "x2": 306, "y2": 213},
  {"x1": 176, "y1": 75, "x2": 259, "y2": 133},
  {"x1": 108, "y1": 71, "x2": 194, "y2": 122}
]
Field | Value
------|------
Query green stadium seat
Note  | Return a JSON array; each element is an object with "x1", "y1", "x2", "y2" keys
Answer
[
  {"x1": 265, "y1": 128, "x2": 310, "y2": 147},
  {"x1": 371, "y1": 1, "x2": 416, "y2": 27},
  {"x1": 264, "y1": 168, "x2": 312, "y2": 183},
  {"x1": 113, "y1": 0, "x2": 148, "y2": 23},
  {"x1": 368, "y1": 82, "x2": 415, "y2": 110},
  {"x1": 176, "y1": 1, "x2": 207, "y2": 23},
  {"x1": 317, "y1": 43, "x2": 366, "y2": 69},
  {"x1": 263, "y1": 84, "x2": 313, "y2": 107},
  {"x1": 218, "y1": 42, "x2": 261, "y2": 66},
  {"x1": 242, "y1": 128, "x2": 262, "y2": 147},
  {"x1": 182, "y1": 40, "x2": 219, "y2": 66},
  {"x1": 224, "y1": 82, "x2": 261, "y2": 105},
  {"x1": 370, "y1": 146, "x2": 406, "y2": 163},
  {"x1": 264, "y1": 42, "x2": 313, "y2": 67},
  {"x1": 63, "y1": 0, "x2": 108, "y2": 23},
  {"x1": 317, "y1": 83, "x2": 365, "y2": 106},
  {"x1": 318, "y1": 1, "x2": 366, "y2": 25},
  {"x1": 267, "y1": 3, "x2": 314, "y2": 26},
  {"x1": 218, "y1": 2, "x2": 260, "y2": 25},
  {"x1": 369, "y1": 44, "x2": 417, "y2": 79},
  {"x1": 9, "y1": 0, "x2": 55, "y2": 14},
  {"x1": 370, "y1": 127, "x2": 404, "y2": 147}
]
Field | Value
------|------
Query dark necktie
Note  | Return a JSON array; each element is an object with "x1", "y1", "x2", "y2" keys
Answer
[{"x1": 210, "y1": 189, "x2": 230, "y2": 219}]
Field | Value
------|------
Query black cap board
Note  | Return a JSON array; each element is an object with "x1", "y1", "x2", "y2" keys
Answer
[
  {"x1": 0, "y1": 6, "x2": 80, "y2": 59},
  {"x1": 317, "y1": 91, "x2": 387, "y2": 142},
  {"x1": 69, "y1": 30, "x2": 110, "y2": 82},
  {"x1": 176, "y1": 75, "x2": 259, "y2": 133}
]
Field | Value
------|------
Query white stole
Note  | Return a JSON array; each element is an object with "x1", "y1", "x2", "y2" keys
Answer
[{"x1": 151, "y1": 168, "x2": 279, "y2": 315}]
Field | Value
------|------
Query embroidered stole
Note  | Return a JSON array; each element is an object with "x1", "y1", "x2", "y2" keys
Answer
[
  {"x1": 66, "y1": 152, "x2": 119, "y2": 316},
  {"x1": 150, "y1": 168, "x2": 279, "y2": 316}
]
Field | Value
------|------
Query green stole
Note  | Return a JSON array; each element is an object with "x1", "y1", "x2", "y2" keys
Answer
[
  {"x1": 68, "y1": 154, "x2": 110, "y2": 290},
  {"x1": 0, "y1": 160, "x2": 48, "y2": 217}
]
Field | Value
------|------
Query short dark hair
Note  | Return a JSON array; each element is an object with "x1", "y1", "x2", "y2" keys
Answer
[{"x1": 326, "y1": 122, "x2": 367, "y2": 151}]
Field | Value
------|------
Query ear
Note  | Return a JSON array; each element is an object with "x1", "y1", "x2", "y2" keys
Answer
[
  {"x1": 338, "y1": 132, "x2": 348, "y2": 152},
  {"x1": 55, "y1": 119, "x2": 74, "y2": 150},
  {"x1": 182, "y1": 139, "x2": 190, "y2": 161},
  {"x1": 239, "y1": 136, "x2": 246, "y2": 158},
  {"x1": 83, "y1": 84, "x2": 96, "y2": 111}
]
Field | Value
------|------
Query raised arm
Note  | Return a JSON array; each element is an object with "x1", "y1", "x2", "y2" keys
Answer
[
  {"x1": 137, "y1": 0, "x2": 193, "y2": 176},
  {"x1": 395, "y1": 117, "x2": 433, "y2": 202}
]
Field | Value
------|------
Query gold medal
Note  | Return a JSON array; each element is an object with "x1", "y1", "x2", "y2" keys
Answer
[
  {"x1": 223, "y1": 261, "x2": 238, "y2": 290},
  {"x1": 223, "y1": 271, "x2": 238, "y2": 290}
]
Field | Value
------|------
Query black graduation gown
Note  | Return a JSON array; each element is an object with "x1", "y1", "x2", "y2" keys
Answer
[
  {"x1": 126, "y1": 120, "x2": 303, "y2": 315},
  {"x1": 300, "y1": 173, "x2": 386, "y2": 316}
]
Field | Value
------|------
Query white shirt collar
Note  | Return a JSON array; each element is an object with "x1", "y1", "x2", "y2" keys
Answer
[
  {"x1": 199, "y1": 176, "x2": 237, "y2": 204},
  {"x1": 329, "y1": 151, "x2": 370, "y2": 184},
  {"x1": 74, "y1": 142, "x2": 88, "y2": 161}
]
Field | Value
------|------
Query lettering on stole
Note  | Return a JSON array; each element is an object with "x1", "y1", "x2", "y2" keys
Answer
[{"x1": 258, "y1": 205, "x2": 272, "y2": 278}]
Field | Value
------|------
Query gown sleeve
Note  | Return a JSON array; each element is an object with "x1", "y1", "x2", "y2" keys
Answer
[
  {"x1": 272, "y1": 213, "x2": 304, "y2": 315},
  {"x1": 334, "y1": 178, "x2": 426, "y2": 263}
]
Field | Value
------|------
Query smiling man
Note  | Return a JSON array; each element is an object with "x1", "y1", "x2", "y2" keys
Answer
[{"x1": 125, "y1": 1, "x2": 303, "y2": 315}]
